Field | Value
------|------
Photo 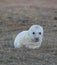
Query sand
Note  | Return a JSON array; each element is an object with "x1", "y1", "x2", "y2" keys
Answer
[{"x1": 0, "y1": 0, "x2": 57, "y2": 65}]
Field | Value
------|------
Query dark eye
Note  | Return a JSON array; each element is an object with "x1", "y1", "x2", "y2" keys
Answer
[
  {"x1": 39, "y1": 32, "x2": 41, "y2": 35},
  {"x1": 32, "y1": 32, "x2": 35, "y2": 34}
]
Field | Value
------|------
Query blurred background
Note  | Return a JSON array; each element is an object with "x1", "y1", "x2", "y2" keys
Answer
[{"x1": 0, "y1": 0, "x2": 57, "y2": 65}]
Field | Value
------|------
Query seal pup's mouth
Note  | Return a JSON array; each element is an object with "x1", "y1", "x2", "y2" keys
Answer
[{"x1": 34, "y1": 38, "x2": 39, "y2": 42}]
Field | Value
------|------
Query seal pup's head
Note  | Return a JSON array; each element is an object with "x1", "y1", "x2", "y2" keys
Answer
[{"x1": 28, "y1": 25, "x2": 43, "y2": 42}]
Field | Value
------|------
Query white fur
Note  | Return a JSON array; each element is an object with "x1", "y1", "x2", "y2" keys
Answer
[{"x1": 14, "y1": 25, "x2": 43, "y2": 49}]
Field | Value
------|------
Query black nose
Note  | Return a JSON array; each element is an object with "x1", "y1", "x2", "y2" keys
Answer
[{"x1": 35, "y1": 38, "x2": 39, "y2": 42}]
